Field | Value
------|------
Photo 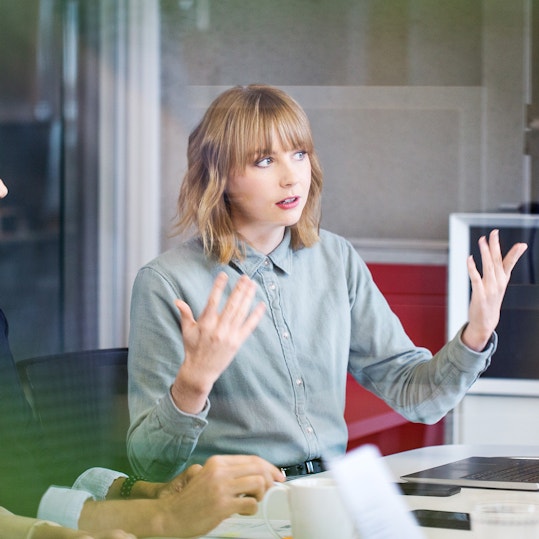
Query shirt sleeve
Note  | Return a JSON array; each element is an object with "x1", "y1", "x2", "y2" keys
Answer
[
  {"x1": 127, "y1": 266, "x2": 210, "y2": 481},
  {"x1": 346, "y1": 247, "x2": 495, "y2": 424},
  {"x1": 37, "y1": 468, "x2": 128, "y2": 529},
  {"x1": 72, "y1": 467, "x2": 127, "y2": 500},
  {"x1": 37, "y1": 486, "x2": 93, "y2": 530}
]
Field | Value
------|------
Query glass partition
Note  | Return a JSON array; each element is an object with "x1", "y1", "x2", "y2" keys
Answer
[{"x1": 0, "y1": 0, "x2": 100, "y2": 358}]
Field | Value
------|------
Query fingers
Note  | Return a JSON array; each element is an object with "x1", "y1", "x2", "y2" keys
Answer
[
  {"x1": 234, "y1": 496, "x2": 260, "y2": 516},
  {"x1": 475, "y1": 230, "x2": 528, "y2": 282},
  {"x1": 175, "y1": 299, "x2": 195, "y2": 328},
  {"x1": 169, "y1": 464, "x2": 203, "y2": 491},
  {"x1": 203, "y1": 454, "x2": 283, "y2": 499},
  {"x1": 477, "y1": 233, "x2": 496, "y2": 280},
  {"x1": 464, "y1": 229, "x2": 528, "y2": 351},
  {"x1": 205, "y1": 454, "x2": 283, "y2": 479},
  {"x1": 173, "y1": 455, "x2": 284, "y2": 524},
  {"x1": 466, "y1": 254, "x2": 482, "y2": 286},
  {"x1": 222, "y1": 275, "x2": 253, "y2": 319},
  {"x1": 176, "y1": 272, "x2": 230, "y2": 330},
  {"x1": 502, "y1": 241, "x2": 528, "y2": 274},
  {"x1": 173, "y1": 274, "x2": 265, "y2": 411},
  {"x1": 202, "y1": 271, "x2": 229, "y2": 318},
  {"x1": 233, "y1": 475, "x2": 273, "y2": 501},
  {"x1": 182, "y1": 463, "x2": 204, "y2": 483},
  {"x1": 220, "y1": 275, "x2": 266, "y2": 331},
  {"x1": 177, "y1": 272, "x2": 265, "y2": 340},
  {"x1": 241, "y1": 301, "x2": 266, "y2": 337},
  {"x1": 487, "y1": 229, "x2": 503, "y2": 265}
]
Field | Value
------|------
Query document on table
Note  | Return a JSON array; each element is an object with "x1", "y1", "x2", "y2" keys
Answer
[
  {"x1": 205, "y1": 517, "x2": 291, "y2": 538},
  {"x1": 329, "y1": 444, "x2": 426, "y2": 539}
]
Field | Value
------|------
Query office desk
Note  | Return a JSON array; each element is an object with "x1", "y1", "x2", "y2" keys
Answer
[
  {"x1": 384, "y1": 444, "x2": 539, "y2": 538},
  {"x1": 193, "y1": 445, "x2": 539, "y2": 539}
]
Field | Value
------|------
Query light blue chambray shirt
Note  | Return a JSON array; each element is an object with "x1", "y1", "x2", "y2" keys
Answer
[{"x1": 127, "y1": 229, "x2": 495, "y2": 481}]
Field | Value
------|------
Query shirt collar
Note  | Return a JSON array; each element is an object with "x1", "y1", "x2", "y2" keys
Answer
[{"x1": 231, "y1": 229, "x2": 294, "y2": 277}]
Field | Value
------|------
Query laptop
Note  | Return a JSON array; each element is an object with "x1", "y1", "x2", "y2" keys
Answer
[{"x1": 400, "y1": 456, "x2": 539, "y2": 491}]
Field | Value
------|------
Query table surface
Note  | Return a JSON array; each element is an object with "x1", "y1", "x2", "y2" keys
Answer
[
  {"x1": 383, "y1": 444, "x2": 539, "y2": 538},
  {"x1": 166, "y1": 444, "x2": 539, "y2": 539}
]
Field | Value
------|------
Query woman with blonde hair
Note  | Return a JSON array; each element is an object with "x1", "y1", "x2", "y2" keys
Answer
[
  {"x1": 176, "y1": 83, "x2": 323, "y2": 262},
  {"x1": 127, "y1": 84, "x2": 527, "y2": 482}
]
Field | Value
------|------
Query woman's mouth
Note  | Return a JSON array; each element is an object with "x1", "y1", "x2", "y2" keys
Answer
[{"x1": 276, "y1": 196, "x2": 300, "y2": 209}]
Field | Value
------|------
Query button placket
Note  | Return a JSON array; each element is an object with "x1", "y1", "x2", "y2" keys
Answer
[{"x1": 258, "y1": 260, "x2": 318, "y2": 457}]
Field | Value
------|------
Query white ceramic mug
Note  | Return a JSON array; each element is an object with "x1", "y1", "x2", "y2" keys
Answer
[{"x1": 262, "y1": 476, "x2": 358, "y2": 539}]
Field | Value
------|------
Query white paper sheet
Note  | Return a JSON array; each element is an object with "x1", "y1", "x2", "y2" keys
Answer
[{"x1": 329, "y1": 444, "x2": 426, "y2": 539}]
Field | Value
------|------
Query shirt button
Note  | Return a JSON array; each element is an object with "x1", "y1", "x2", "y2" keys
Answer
[
  {"x1": 306, "y1": 427, "x2": 313, "y2": 433},
  {"x1": 264, "y1": 258, "x2": 270, "y2": 266},
  {"x1": 283, "y1": 331, "x2": 289, "y2": 339},
  {"x1": 269, "y1": 282, "x2": 276, "y2": 290},
  {"x1": 295, "y1": 378, "x2": 303, "y2": 386}
]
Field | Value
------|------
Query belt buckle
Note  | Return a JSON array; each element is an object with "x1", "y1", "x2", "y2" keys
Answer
[{"x1": 279, "y1": 459, "x2": 320, "y2": 478}]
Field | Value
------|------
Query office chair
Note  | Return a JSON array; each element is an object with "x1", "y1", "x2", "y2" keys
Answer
[{"x1": 17, "y1": 347, "x2": 132, "y2": 485}]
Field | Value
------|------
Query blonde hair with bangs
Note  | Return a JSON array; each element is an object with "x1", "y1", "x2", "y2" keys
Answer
[{"x1": 175, "y1": 84, "x2": 323, "y2": 263}]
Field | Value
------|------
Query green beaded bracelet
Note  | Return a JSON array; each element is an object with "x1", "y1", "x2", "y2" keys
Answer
[{"x1": 120, "y1": 475, "x2": 145, "y2": 499}]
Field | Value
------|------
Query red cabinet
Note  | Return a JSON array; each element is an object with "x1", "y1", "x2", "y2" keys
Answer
[{"x1": 345, "y1": 264, "x2": 447, "y2": 455}]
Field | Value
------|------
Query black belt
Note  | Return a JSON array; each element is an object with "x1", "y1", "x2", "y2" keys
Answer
[{"x1": 279, "y1": 458, "x2": 326, "y2": 478}]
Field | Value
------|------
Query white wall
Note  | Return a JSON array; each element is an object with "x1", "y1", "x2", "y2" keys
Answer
[{"x1": 157, "y1": 0, "x2": 530, "y2": 262}]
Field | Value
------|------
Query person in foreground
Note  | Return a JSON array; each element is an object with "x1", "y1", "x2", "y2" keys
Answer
[
  {"x1": 0, "y1": 179, "x2": 283, "y2": 539},
  {"x1": 0, "y1": 178, "x2": 131, "y2": 539},
  {"x1": 38, "y1": 455, "x2": 281, "y2": 538},
  {"x1": 126, "y1": 84, "x2": 528, "y2": 482}
]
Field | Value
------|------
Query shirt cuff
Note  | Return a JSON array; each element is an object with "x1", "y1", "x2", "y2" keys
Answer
[
  {"x1": 455, "y1": 324, "x2": 497, "y2": 363},
  {"x1": 73, "y1": 467, "x2": 127, "y2": 500},
  {"x1": 167, "y1": 385, "x2": 210, "y2": 419},
  {"x1": 37, "y1": 486, "x2": 93, "y2": 530}
]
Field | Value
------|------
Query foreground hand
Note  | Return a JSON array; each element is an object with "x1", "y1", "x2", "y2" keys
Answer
[
  {"x1": 155, "y1": 463, "x2": 203, "y2": 499},
  {"x1": 157, "y1": 454, "x2": 284, "y2": 538},
  {"x1": 77, "y1": 456, "x2": 283, "y2": 538},
  {"x1": 463, "y1": 229, "x2": 527, "y2": 351},
  {"x1": 172, "y1": 272, "x2": 266, "y2": 413}
]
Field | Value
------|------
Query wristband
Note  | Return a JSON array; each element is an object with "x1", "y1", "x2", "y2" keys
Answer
[{"x1": 120, "y1": 475, "x2": 145, "y2": 499}]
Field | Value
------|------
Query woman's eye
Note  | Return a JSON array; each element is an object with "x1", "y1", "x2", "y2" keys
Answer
[
  {"x1": 256, "y1": 157, "x2": 272, "y2": 167},
  {"x1": 293, "y1": 150, "x2": 307, "y2": 160}
]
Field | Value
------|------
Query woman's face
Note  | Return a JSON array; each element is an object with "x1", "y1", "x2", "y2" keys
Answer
[{"x1": 226, "y1": 137, "x2": 311, "y2": 252}]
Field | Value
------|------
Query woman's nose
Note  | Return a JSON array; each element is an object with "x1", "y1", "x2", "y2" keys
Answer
[{"x1": 279, "y1": 163, "x2": 299, "y2": 187}]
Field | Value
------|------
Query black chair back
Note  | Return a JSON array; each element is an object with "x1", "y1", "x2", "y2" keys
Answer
[{"x1": 17, "y1": 347, "x2": 131, "y2": 485}]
